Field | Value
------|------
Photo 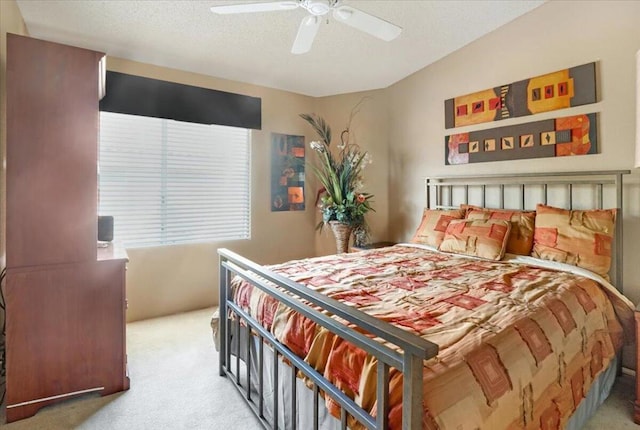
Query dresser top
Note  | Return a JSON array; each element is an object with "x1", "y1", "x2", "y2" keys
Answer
[{"x1": 97, "y1": 242, "x2": 129, "y2": 262}]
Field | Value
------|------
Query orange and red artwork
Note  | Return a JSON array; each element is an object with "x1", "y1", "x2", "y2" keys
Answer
[
  {"x1": 271, "y1": 133, "x2": 305, "y2": 211},
  {"x1": 287, "y1": 186, "x2": 304, "y2": 204},
  {"x1": 445, "y1": 113, "x2": 597, "y2": 165},
  {"x1": 444, "y1": 63, "x2": 596, "y2": 129}
]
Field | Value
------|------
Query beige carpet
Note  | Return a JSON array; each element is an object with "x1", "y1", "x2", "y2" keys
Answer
[
  {"x1": 0, "y1": 307, "x2": 636, "y2": 429},
  {"x1": 0, "y1": 308, "x2": 261, "y2": 430}
]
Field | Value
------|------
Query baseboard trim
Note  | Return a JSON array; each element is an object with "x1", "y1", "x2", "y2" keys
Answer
[{"x1": 7, "y1": 386, "x2": 104, "y2": 409}]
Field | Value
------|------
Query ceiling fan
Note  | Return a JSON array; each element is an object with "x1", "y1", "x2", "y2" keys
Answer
[{"x1": 210, "y1": 0, "x2": 402, "y2": 54}]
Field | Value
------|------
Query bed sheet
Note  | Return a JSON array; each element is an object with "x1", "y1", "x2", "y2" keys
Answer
[{"x1": 230, "y1": 244, "x2": 633, "y2": 429}]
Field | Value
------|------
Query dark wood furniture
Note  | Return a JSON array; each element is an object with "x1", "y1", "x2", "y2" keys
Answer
[
  {"x1": 351, "y1": 241, "x2": 397, "y2": 252},
  {"x1": 4, "y1": 34, "x2": 129, "y2": 423}
]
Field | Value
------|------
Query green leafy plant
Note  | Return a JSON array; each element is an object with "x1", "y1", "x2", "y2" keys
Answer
[{"x1": 300, "y1": 101, "x2": 374, "y2": 232}]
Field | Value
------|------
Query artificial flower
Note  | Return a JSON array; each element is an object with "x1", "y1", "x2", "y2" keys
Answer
[{"x1": 300, "y1": 103, "x2": 374, "y2": 231}]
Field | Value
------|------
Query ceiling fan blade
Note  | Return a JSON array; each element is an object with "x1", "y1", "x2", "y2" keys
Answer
[
  {"x1": 333, "y1": 6, "x2": 402, "y2": 41},
  {"x1": 291, "y1": 15, "x2": 320, "y2": 55},
  {"x1": 211, "y1": 1, "x2": 299, "y2": 14}
]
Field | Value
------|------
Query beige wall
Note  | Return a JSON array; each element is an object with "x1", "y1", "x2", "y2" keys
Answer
[
  {"x1": 312, "y1": 92, "x2": 389, "y2": 256},
  {"x1": 0, "y1": 1, "x2": 388, "y2": 322},
  {"x1": 0, "y1": 0, "x2": 28, "y2": 267},
  {"x1": 106, "y1": 58, "x2": 325, "y2": 321},
  {"x1": 386, "y1": 1, "x2": 640, "y2": 302},
  {"x1": 106, "y1": 58, "x2": 390, "y2": 321},
  {"x1": 6, "y1": 0, "x2": 640, "y2": 321}
]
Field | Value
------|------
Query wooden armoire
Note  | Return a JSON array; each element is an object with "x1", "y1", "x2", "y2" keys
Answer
[{"x1": 4, "y1": 34, "x2": 129, "y2": 422}]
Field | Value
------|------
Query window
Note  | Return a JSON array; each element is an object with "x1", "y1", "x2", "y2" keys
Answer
[{"x1": 99, "y1": 112, "x2": 251, "y2": 248}]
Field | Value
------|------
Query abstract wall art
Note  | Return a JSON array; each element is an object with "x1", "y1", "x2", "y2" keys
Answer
[
  {"x1": 444, "y1": 63, "x2": 596, "y2": 129},
  {"x1": 445, "y1": 113, "x2": 597, "y2": 165},
  {"x1": 271, "y1": 133, "x2": 305, "y2": 211}
]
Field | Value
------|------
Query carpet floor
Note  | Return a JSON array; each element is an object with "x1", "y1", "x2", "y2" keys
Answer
[{"x1": 0, "y1": 307, "x2": 636, "y2": 429}]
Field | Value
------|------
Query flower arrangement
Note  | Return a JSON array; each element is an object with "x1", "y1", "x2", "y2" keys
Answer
[{"x1": 300, "y1": 103, "x2": 374, "y2": 236}]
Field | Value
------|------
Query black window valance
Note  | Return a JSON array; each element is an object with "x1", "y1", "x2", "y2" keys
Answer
[{"x1": 99, "y1": 71, "x2": 261, "y2": 130}]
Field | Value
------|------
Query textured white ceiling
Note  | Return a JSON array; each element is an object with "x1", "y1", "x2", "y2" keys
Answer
[{"x1": 16, "y1": 0, "x2": 545, "y2": 97}]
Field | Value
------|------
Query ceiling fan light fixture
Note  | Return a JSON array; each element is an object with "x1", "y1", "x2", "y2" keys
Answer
[{"x1": 305, "y1": 0, "x2": 331, "y2": 16}]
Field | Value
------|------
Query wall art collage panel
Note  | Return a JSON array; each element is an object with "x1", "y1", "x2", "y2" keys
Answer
[
  {"x1": 271, "y1": 133, "x2": 305, "y2": 211},
  {"x1": 444, "y1": 62, "x2": 598, "y2": 165}
]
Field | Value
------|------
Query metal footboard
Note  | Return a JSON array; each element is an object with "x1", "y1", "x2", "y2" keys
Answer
[
  {"x1": 219, "y1": 170, "x2": 629, "y2": 429},
  {"x1": 218, "y1": 249, "x2": 439, "y2": 430}
]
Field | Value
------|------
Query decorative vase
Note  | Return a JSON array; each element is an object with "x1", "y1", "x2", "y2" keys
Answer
[{"x1": 329, "y1": 221, "x2": 353, "y2": 254}]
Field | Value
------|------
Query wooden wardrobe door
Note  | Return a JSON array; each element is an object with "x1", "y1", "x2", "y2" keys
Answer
[
  {"x1": 6, "y1": 34, "x2": 102, "y2": 268},
  {"x1": 4, "y1": 35, "x2": 128, "y2": 424},
  {"x1": 5, "y1": 260, "x2": 128, "y2": 422}
]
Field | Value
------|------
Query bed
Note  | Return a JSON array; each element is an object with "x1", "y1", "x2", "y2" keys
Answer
[{"x1": 215, "y1": 170, "x2": 634, "y2": 430}]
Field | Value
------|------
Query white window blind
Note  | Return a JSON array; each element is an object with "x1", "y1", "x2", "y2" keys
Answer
[{"x1": 99, "y1": 111, "x2": 251, "y2": 248}]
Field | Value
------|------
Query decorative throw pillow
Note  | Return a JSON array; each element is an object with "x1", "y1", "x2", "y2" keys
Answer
[
  {"x1": 532, "y1": 204, "x2": 616, "y2": 278},
  {"x1": 410, "y1": 208, "x2": 465, "y2": 248},
  {"x1": 439, "y1": 219, "x2": 511, "y2": 261},
  {"x1": 459, "y1": 203, "x2": 481, "y2": 216},
  {"x1": 466, "y1": 209, "x2": 536, "y2": 256}
]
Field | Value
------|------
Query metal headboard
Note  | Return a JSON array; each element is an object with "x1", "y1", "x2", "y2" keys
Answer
[{"x1": 425, "y1": 170, "x2": 630, "y2": 292}]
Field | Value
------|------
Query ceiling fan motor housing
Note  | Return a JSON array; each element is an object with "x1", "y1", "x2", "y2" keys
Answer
[
  {"x1": 210, "y1": 0, "x2": 401, "y2": 54},
  {"x1": 304, "y1": 0, "x2": 333, "y2": 16}
]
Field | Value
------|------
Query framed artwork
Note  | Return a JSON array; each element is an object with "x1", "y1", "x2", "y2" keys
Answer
[
  {"x1": 445, "y1": 113, "x2": 597, "y2": 165},
  {"x1": 444, "y1": 62, "x2": 596, "y2": 129},
  {"x1": 271, "y1": 133, "x2": 305, "y2": 211}
]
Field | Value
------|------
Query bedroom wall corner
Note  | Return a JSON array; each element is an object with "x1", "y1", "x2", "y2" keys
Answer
[
  {"x1": 386, "y1": 0, "x2": 640, "y2": 304},
  {"x1": 312, "y1": 90, "x2": 390, "y2": 256}
]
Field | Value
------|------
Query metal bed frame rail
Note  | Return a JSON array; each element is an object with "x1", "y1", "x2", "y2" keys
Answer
[
  {"x1": 218, "y1": 249, "x2": 439, "y2": 430},
  {"x1": 425, "y1": 170, "x2": 629, "y2": 291},
  {"x1": 218, "y1": 170, "x2": 629, "y2": 430}
]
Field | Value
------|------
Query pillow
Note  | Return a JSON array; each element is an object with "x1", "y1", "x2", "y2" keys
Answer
[
  {"x1": 532, "y1": 204, "x2": 616, "y2": 278},
  {"x1": 460, "y1": 203, "x2": 481, "y2": 216},
  {"x1": 410, "y1": 208, "x2": 465, "y2": 247},
  {"x1": 439, "y1": 219, "x2": 511, "y2": 261},
  {"x1": 466, "y1": 209, "x2": 536, "y2": 256}
]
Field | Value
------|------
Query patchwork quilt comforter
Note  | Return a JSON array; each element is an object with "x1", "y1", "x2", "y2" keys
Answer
[{"x1": 230, "y1": 244, "x2": 634, "y2": 430}]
